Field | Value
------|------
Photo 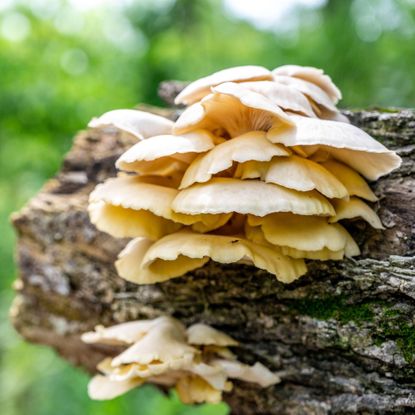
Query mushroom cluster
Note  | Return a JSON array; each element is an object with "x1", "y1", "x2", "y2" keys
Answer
[
  {"x1": 88, "y1": 65, "x2": 401, "y2": 285},
  {"x1": 82, "y1": 316, "x2": 279, "y2": 403}
]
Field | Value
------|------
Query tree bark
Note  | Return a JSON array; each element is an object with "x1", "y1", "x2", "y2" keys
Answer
[{"x1": 10, "y1": 97, "x2": 415, "y2": 414}]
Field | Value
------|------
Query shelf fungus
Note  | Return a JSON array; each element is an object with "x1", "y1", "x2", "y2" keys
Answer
[
  {"x1": 87, "y1": 64, "x2": 401, "y2": 286},
  {"x1": 82, "y1": 316, "x2": 279, "y2": 404}
]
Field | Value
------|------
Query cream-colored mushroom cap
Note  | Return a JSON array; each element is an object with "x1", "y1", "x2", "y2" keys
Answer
[
  {"x1": 176, "y1": 375, "x2": 225, "y2": 404},
  {"x1": 88, "y1": 109, "x2": 173, "y2": 140},
  {"x1": 116, "y1": 231, "x2": 307, "y2": 284},
  {"x1": 88, "y1": 201, "x2": 182, "y2": 240},
  {"x1": 247, "y1": 213, "x2": 358, "y2": 253},
  {"x1": 88, "y1": 374, "x2": 143, "y2": 400},
  {"x1": 174, "y1": 83, "x2": 293, "y2": 137},
  {"x1": 272, "y1": 65, "x2": 342, "y2": 103},
  {"x1": 212, "y1": 359, "x2": 279, "y2": 388},
  {"x1": 241, "y1": 81, "x2": 317, "y2": 117},
  {"x1": 116, "y1": 131, "x2": 216, "y2": 174},
  {"x1": 329, "y1": 197, "x2": 384, "y2": 229},
  {"x1": 321, "y1": 160, "x2": 378, "y2": 202},
  {"x1": 273, "y1": 75, "x2": 337, "y2": 112},
  {"x1": 235, "y1": 155, "x2": 348, "y2": 199},
  {"x1": 267, "y1": 115, "x2": 402, "y2": 180},
  {"x1": 81, "y1": 316, "x2": 182, "y2": 346},
  {"x1": 187, "y1": 324, "x2": 239, "y2": 347},
  {"x1": 111, "y1": 318, "x2": 196, "y2": 369},
  {"x1": 179, "y1": 131, "x2": 290, "y2": 189},
  {"x1": 174, "y1": 65, "x2": 272, "y2": 105},
  {"x1": 173, "y1": 178, "x2": 335, "y2": 217},
  {"x1": 244, "y1": 224, "x2": 352, "y2": 260}
]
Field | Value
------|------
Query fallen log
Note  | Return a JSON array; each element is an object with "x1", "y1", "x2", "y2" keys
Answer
[{"x1": 10, "y1": 91, "x2": 415, "y2": 414}]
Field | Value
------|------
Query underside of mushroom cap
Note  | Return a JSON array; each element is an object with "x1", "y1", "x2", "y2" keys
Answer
[
  {"x1": 116, "y1": 231, "x2": 307, "y2": 284},
  {"x1": 174, "y1": 84, "x2": 293, "y2": 137},
  {"x1": 329, "y1": 197, "x2": 384, "y2": 229}
]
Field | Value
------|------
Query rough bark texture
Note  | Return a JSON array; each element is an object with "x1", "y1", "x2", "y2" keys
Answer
[{"x1": 10, "y1": 95, "x2": 415, "y2": 414}]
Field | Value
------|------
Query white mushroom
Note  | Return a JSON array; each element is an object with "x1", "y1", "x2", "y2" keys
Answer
[
  {"x1": 212, "y1": 359, "x2": 280, "y2": 388},
  {"x1": 267, "y1": 115, "x2": 402, "y2": 180},
  {"x1": 235, "y1": 155, "x2": 348, "y2": 199},
  {"x1": 187, "y1": 324, "x2": 239, "y2": 347},
  {"x1": 116, "y1": 131, "x2": 216, "y2": 174},
  {"x1": 175, "y1": 65, "x2": 272, "y2": 105},
  {"x1": 115, "y1": 231, "x2": 307, "y2": 284},
  {"x1": 179, "y1": 131, "x2": 290, "y2": 189},
  {"x1": 272, "y1": 65, "x2": 342, "y2": 103},
  {"x1": 174, "y1": 83, "x2": 293, "y2": 138},
  {"x1": 320, "y1": 159, "x2": 378, "y2": 202},
  {"x1": 88, "y1": 109, "x2": 173, "y2": 140},
  {"x1": 246, "y1": 213, "x2": 360, "y2": 259},
  {"x1": 329, "y1": 197, "x2": 384, "y2": 229},
  {"x1": 81, "y1": 316, "x2": 181, "y2": 346},
  {"x1": 173, "y1": 178, "x2": 335, "y2": 217}
]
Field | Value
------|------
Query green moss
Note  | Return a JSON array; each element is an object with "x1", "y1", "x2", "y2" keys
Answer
[{"x1": 287, "y1": 296, "x2": 375, "y2": 325}]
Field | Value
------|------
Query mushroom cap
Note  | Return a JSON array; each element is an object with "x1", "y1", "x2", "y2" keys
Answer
[
  {"x1": 115, "y1": 131, "x2": 216, "y2": 174},
  {"x1": 116, "y1": 231, "x2": 307, "y2": 284},
  {"x1": 320, "y1": 159, "x2": 378, "y2": 202},
  {"x1": 247, "y1": 213, "x2": 356, "y2": 252},
  {"x1": 241, "y1": 81, "x2": 317, "y2": 117},
  {"x1": 179, "y1": 131, "x2": 290, "y2": 189},
  {"x1": 81, "y1": 316, "x2": 181, "y2": 346},
  {"x1": 187, "y1": 324, "x2": 239, "y2": 347},
  {"x1": 174, "y1": 65, "x2": 272, "y2": 105},
  {"x1": 88, "y1": 375, "x2": 142, "y2": 400},
  {"x1": 89, "y1": 176, "x2": 178, "y2": 220},
  {"x1": 235, "y1": 155, "x2": 348, "y2": 199},
  {"x1": 175, "y1": 374, "x2": 225, "y2": 404},
  {"x1": 329, "y1": 197, "x2": 384, "y2": 229},
  {"x1": 244, "y1": 223, "x2": 353, "y2": 260},
  {"x1": 189, "y1": 362, "x2": 229, "y2": 390},
  {"x1": 273, "y1": 75, "x2": 337, "y2": 112},
  {"x1": 111, "y1": 318, "x2": 196, "y2": 368},
  {"x1": 174, "y1": 83, "x2": 293, "y2": 137},
  {"x1": 88, "y1": 109, "x2": 173, "y2": 140},
  {"x1": 212, "y1": 359, "x2": 279, "y2": 388},
  {"x1": 272, "y1": 65, "x2": 342, "y2": 103},
  {"x1": 88, "y1": 201, "x2": 182, "y2": 240},
  {"x1": 173, "y1": 178, "x2": 335, "y2": 217},
  {"x1": 267, "y1": 115, "x2": 402, "y2": 180}
]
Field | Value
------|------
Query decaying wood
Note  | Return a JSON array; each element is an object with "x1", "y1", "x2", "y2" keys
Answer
[{"x1": 10, "y1": 99, "x2": 415, "y2": 414}]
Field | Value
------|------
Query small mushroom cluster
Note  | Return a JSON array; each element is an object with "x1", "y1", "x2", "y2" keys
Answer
[
  {"x1": 82, "y1": 316, "x2": 279, "y2": 403},
  {"x1": 88, "y1": 64, "x2": 401, "y2": 284}
]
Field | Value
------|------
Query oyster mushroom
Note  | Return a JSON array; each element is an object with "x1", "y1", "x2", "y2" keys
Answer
[
  {"x1": 115, "y1": 130, "x2": 217, "y2": 175},
  {"x1": 115, "y1": 231, "x2": 307, "y2": 284},
  {"x1": 267, "y1": 114, "x2": 401, "y2": 180},
  {"x1": 235, "y1": 154, "x2": 348, "y2": 199},
  {"x1": 174, "y1": 83, "x2": 293, "y2": 137},
  {"x1": 179, "y1": 131, "x2": 290, "y2": 189},
  {"x1": 88, "y1": 109, "x2": 174, "y2": 140},
  {"x1": 175, "y1": 65, "x2": 272, "y2": 105},
  {"x1": 83, "y1": 316, "x2": 280, "y2": 403}
]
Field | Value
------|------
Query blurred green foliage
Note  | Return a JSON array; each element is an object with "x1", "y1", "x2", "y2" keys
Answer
[{"x1": 0, "y1": 0, "x2": 414, "y2": 414}]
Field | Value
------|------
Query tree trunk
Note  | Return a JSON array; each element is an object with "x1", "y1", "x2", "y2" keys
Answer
[{"x1": 10, "y1": 91, "x2": 415, "y2": 414}]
